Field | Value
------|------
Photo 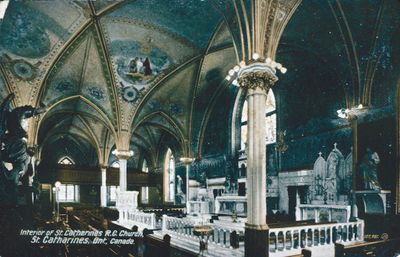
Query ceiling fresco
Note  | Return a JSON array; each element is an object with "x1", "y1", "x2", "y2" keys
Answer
[
  {"x1": 108, "y1": 0, "x2": 222, "y2": 48},
  {"x1": 0, "y1": 1, "x2": 88, "y2": 104},
  {"x1": 0, "y1": 0, "x2": 398, "y2": 170}
]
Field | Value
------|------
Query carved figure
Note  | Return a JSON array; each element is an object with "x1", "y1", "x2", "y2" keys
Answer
[
  {"x1": 0, "y1": 93, "x2": 46, "y2": 203},
  {"x1": 176, "y1": 175, "x2": 184, "y2": 195},
  {"x1": 197, "y1": 170, "x2": 206, "y2": 188},
  {"x1": 359, "y1": 148, "x2": 381, "y2": 190}
]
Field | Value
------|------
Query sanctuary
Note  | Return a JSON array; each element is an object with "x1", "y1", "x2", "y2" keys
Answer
[{"x1": 0, "y1": 1, "x2": 399, "y2": 257}]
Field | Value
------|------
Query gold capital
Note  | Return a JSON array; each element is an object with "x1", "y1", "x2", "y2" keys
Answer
[{"x1": 238, "y1": 70, "x2": 278, "y2": 92}]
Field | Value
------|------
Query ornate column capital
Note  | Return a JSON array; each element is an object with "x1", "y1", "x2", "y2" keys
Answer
[
  {"x1": 237, "y1": 63, "x2": 278, "y2": 92},
  {"x1": 113, "y1": 149, "x2": 134, "y2": 160},
  {"x1": 179, "y1": 157, "x2": 195, "y2": 165}
]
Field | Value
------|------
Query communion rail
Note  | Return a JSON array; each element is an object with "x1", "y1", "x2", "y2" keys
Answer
[
  {"x1": 268, "y1": 220, "x2": 364, "y2": 254},
  {"x1": 161, "y1": 215, "x2": 243, "y2": 248},
  {"x1": 161, "y1": 215, "x2": 364, "y2": 255},
  {"x1": 119, "y1": 210, "x2": 157, "y2": 229}
]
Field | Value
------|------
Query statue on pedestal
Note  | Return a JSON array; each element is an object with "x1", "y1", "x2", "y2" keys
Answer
[
  {"x1": 359, "y1": 148, "x2": 381, "y2": 191},
  {"x1": 0, "y1": 93, "x2": 46, "y2": 204},
  {"x1": 175, "y1": 175, "x2": 185, "y2": 204}
]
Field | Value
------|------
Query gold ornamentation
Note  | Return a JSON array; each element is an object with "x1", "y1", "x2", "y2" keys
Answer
[{"x1": 237, "y1": 70, "x2": 278, "y2": 92}]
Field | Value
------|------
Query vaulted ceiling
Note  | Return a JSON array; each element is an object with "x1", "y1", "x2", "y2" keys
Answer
[{"x1": 0, "y1": 0, "x2": 398, "y2": 170}]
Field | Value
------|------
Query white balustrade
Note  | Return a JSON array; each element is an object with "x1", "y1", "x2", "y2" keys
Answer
[
  {"x1": 161, "y1": 215, "x2": 244, "y2": 248},
  {"x1": 211, "y1": 223, "x2": 243, "y2": 248},
  {"x1": 162, "y1": 215, "x2": 197, "y2": 239},
  {"x1": 120, "y1": 210, "x2": 157, "y2": 229},
  {"x1": 268, "y1": 220, "x2": 364, "y2": 254}
]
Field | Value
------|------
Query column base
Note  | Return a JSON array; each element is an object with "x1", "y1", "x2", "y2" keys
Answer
[{"x1": 245, "y1": 224, "x2": 269, "y2": 257}]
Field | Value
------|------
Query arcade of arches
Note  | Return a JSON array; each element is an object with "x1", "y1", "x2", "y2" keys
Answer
[{"x1": 0, "y1": 1, "x2": 400, "y2": 257}]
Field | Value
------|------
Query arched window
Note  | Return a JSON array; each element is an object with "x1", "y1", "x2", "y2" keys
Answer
[
  {"x1": 58, "y1": 156, "x2": 74, "y2": 165},
  {"x1": 163, "y1": 148, "x2": 175, "y2": 203},
  {"x1": 240, "y1": 89, "x2": 276, "y2": 151},
  {"x1": 141, "y1": 159, "x2": 149, "y2": 204}
]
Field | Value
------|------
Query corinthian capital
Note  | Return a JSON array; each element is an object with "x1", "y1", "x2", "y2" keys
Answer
[
  {"x1": 236, "y1": 62, "x2": 279, "y2": 92},
  {"x1": 238, "y1": 70, "x2": 278, "y2": 92}
]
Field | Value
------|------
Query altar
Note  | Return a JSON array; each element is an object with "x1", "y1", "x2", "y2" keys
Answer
[
  {"x1": 188, "y1": 200, "x2": 211, "y2": 214},
  {"x1": 215, "y1": 195, "x2": 247, "y2": 216},
  {"x1": 296, "y1": 204, "x2": 351, "y2": 223}
]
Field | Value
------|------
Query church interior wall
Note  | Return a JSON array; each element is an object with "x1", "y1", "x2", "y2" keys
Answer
[{"x1": 1, "y1": 1, "x2": 400, "y2": 256}]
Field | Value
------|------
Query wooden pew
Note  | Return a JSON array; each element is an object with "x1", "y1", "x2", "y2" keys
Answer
[{"x1": 335, "y1": 238, "x2": 400, "y2": 257}]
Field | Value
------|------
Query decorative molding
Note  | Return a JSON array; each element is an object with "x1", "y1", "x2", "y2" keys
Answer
[
  {"x1": 238, "y1": 69, "x2": 278, "y2": 92},
  {"x1": 113, "y1": 149, "x2": 134, "y2": 160}
]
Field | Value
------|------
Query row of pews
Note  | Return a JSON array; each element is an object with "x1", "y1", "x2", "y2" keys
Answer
[
  {"x1": 335, "y1": 238, "x2": 400, "y2": 257},
  {"x1": 65, "y1": 206, "x2": 137, "y2": 257}
]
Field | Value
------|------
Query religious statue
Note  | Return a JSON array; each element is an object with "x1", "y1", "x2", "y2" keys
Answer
[
  {"x1": 359, "y1": 148, "x2": 381, "y2": 190},
  {"x1": 175, "y1": 175, "x2": 186, "y2": 204},
  {"x1": 224, "y1": 175, "x2": 231, "y2": 193},
  {"x1": 197, "y1": 170, "x2": 207, "y2": 188},
  {"x1": 0, "y1": 93, "x2": 46, "y2": 204},
  {"x1": 176, "y1": 175, "x2": 184, "y2": 195}
]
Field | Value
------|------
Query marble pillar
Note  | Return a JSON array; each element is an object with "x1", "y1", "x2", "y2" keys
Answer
[
  {"x1": 180, "y1": 157, "x2": 195, "y2": 214},
  {"x1": 115, "y1": 150, "x2": 133, "y2": 192},
  {"x1": 349, "y1": 115, "x2": 358, "y2": 221},
  {"x1": 100, "y1": 166, "x2": 107, "y2": 207},
  {"x1": 238, "y1": 63, "x2": 278, "y2": 257}
]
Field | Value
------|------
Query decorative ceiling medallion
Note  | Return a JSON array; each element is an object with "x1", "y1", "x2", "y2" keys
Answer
[
  {"x1": 169, "y1": 103, "x2": 183, "y2": 115},
  {"x1": 13, "y1": 60, "x2": 36, "y2": 80},
  {"x1": 87, "y1": 86, "x2": 106, "y2": 101},
  {"x1": 53, "y1": 79, "x2": 76, "y2": 93},
  {"x1": 1, "y1": 54, "x2": 39, "y2": 81},
  {"x1": 122, "y1": 86, "x2": 138, "y2": 103},
  {"x1": 148, "y1": 99, "x2": 161, "y2": 110}
]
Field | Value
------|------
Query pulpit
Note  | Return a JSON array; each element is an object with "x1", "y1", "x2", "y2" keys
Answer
[
  {"x1": 116, "y1": 191, "x2": 139, "y2": 221},
  {"x1": 354, "y1": 190, "x2": 390, "y2": 214}
]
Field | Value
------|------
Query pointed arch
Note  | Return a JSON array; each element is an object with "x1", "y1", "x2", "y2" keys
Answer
[{"x1": 163, "y1": 148, "x2": 175, "y2": 203}]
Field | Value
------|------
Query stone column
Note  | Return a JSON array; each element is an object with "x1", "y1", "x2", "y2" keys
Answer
[
  {"x1": 100, "y1": 166, "x2": 107, "y2": 207},
  {"x1": 27, "y1": 145, "x2": 39, "y2": 204},
  {"x1": 349, "y1": 115, "x2": 358, "y2": 221},
  {"x1": 115, "y1": 150, "x2": 133, "y2": 192},
  {"x1": 238, "y1": 63, "x2": 278, "y2": 257},
  {"x1": 180, "y1": 157, "x2": 195, "y2": 214}
]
